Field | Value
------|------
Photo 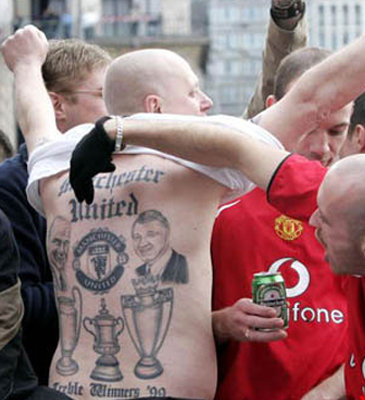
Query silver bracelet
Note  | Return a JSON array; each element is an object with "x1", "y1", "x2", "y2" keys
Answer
[{"x1": 114, "y1": 116, "x2": 125, "y2": 152}]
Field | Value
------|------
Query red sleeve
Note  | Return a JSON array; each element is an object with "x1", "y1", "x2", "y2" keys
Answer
[{"x1": 267, "y1": 154, "x2": 327, "y2": 221}]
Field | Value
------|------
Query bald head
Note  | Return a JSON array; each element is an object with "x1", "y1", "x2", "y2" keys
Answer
[
  {"x1": 325, "y1": 155, "x2": 365, "y2": 200},
  {"x1": 323, "y1": 155, "x2": 365, "y2": 224},
  {"x1": 104, "y1": 49, "x2": 197, "y2": 115},
  {"x1": 320, "y1": 155, "x2": 365, "y2": 272}
]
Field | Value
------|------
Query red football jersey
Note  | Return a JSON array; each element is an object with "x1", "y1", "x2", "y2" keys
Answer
[
  {"x1": 212, "y1": 154, "x2": 347, "y2": 400},
  {"x1": 342, "y1": 275, "x2": 365, "y2": 400}
]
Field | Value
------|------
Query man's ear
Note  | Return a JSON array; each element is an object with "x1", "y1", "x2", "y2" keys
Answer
[
  {"x1": 144, "y1": 94, "x2": 162, "y2": 113},
  {"x1": 48, "y1": 91, "x2": 67, "y2": 121},
  {"x1": 265, "y1": 94, "x2": 277, "y2": 109},
  {"x1": 352, "y1": 124, "x2": 365, "y2": 153}
]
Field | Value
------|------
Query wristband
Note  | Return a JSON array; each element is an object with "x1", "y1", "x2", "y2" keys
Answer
[
  {"x1": 271, "y1": 0, "x2": 305, "y2": 20},
  {"x1": 114, "y1": 116, "x2": 125, "y2": 152}
]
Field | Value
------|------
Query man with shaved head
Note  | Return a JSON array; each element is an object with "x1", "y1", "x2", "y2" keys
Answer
[
  {"x1": 4, "y1": 25, "x2": 365, "y2": 400},
  {"x1": 304, "y1": 155, "x2": 365, "y2": 399},
  {"x1": 104, "y1": 48, "x2": 212, "y2": 116}
]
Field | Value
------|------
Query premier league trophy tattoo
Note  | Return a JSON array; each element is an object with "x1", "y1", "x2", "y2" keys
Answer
[
  {"x1": 121, "y1": 274, "x2": 173, "y2": 379},
  {"x1": 56, "y1": 286, "x2": 82, "y2": 375},
  {"x1": 83, "y1": 298, "x2": 124, "y2": 382}
]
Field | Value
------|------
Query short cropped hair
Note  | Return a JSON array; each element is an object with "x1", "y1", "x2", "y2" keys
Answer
[
  {"x1": 274, "y1": 47, "x2": 332, "y2": 100},
  {"x1": 348, "y1": 92, "x2": 365, "y2": 137},
  {"x1": 0, "y1": 129, "x2": 14, "y2": 161},
  {"x1": 132, "y1": 210, "x2": 170, "y2": 232},
  {"x1": 42, "y1": 39, "x2": 111, "y2": 94}
]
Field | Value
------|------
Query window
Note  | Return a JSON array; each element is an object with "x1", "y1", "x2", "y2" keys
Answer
[
  {"x1": 331, "y1": 5, "x2": 336, "y2": 26},
  {"x1": 343, "y1": 5, "x2": 349, "y2": 25},
  {"x1": 319, "y1": 31, "x2": 325, "y2": 47},
  {"x1": 220, "y1": 86, "x2": 239, "y2": 104},
  {"x1": 319, "y1": 5, "x2": 325, "y2": 26},
  {"x1": 102, "y1": 0, "x2": 134, "y2": 37},
  {"x1": 343, "y1": 31, "x2": 349, "y2": 45},
  {"x1": 224, "y1": 60, "x2": 232, "y2": 74},
  {"x1": 355, "y1": 5, "x2": 362, "y2": 26}
]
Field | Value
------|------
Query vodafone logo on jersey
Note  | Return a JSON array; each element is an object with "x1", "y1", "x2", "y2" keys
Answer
[
  {"x1": 268, "y1": 257, "x2": 310, "y2": 298},
  {"x1": 268, "y1": 257, "x2": 344, "y2": 325}
]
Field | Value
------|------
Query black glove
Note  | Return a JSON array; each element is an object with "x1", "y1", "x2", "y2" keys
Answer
[
  {"x1": 70, "y1": 116, "x2": 116, "y2": 204},
  {"x1": 271, "y1": 0, "x2": 305, "y2": 20}
]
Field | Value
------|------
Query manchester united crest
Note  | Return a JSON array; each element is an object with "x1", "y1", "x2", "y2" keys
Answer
[
  {"x1": 73, "y1": 228, "x2": 129, "y2": 294},
  {"x1": 274, "y1": 215, "x2": 304, "y2": 241}
]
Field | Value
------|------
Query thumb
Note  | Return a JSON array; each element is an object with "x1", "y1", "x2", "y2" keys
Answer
[{"x1": 103, "y1": 162, "x2": 116, "y2": 173}]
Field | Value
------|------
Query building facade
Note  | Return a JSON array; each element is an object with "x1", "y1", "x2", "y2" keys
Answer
[
  {"x1": 206, "y1": 0, "x2": 270, "y2": 116},
  {"x1": 206, "y1": 0, "x2": 365, "y2": 116},
  {"x1": 307, "y1": 0, "x2": 365, "y2": 51}
]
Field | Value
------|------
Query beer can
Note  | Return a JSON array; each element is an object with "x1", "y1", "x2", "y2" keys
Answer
[{"x1": 252, "y1": 271, "x2": 289, "y2": 330}]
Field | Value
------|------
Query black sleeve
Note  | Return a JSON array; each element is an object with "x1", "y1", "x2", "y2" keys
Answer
[
  {"x1": 0, "y1": 165, "x2": 57, "y2": 330},
  {"x1": 0, "y1": 155, "x2": 58, "y2": 384}
]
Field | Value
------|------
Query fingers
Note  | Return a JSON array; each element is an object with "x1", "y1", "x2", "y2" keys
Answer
[
  {"x1": 236, "y1": 298, "x2": 278, "y2": 317},
  {"x1": 223, "y1": 298, "x2": 288, "y2": 342},
  {"x1": 71, "y1": 177, "x2": 95, "y2": 204},
  {"x1": 245, "y1": 314, "x2": 284, "y2": 331},
  {"x1": 101, "y1": 162, "x2": 116, "y2": 173},
  {"x1": 1, "y1": 25, "x2": 48, "y2": 71},
  {"x1": 84, "y1": 181, "x2": 95, "y2": 205},
  {"x1": 244, "y1": 327, "x2": 288, "y2": 342}
]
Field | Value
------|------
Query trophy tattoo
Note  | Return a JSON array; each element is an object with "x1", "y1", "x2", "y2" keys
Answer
[
  {"x1": 56, "y1": 286, "x2": 82, "y2": 375},
  {"x1": 83, "y1": 298, "x2": 124, "y2": 382},
  {"x1": 121, "y1": 274, "x2": 173, "y2": 379}
]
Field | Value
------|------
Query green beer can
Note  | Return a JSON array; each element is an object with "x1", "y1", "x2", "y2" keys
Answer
[{"x1": 252, "y1": 271, "x2": 289, "y2": 330}]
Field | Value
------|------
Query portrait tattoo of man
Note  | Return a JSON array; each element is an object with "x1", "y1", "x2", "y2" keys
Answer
[
  {"x1": 48, "y1": 216, "x2": 71, "y2": 291},
  {"x1": 131, "y1": 210, "x2": 189, "y2": 284}
]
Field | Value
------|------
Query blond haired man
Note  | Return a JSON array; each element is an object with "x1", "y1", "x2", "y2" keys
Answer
[{"x1": 0, "y1": 37, "x2": 111, "y2": 384}]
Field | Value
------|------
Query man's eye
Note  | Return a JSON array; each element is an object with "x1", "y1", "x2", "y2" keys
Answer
[{"x1": 329, "y1": 130, "x2": 345, "y2": 136}]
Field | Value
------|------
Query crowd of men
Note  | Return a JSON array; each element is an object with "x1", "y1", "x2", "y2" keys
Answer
[{"x1": 1, "y1": 0, "x2": 365, "y2": 399}]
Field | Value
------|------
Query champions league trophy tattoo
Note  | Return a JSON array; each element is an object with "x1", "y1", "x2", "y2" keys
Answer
[
  {"x1": 83, "y1": 298, "x2": 124, "y2": 382},
  {"x1": 121, "y1": 274, "x2": 173, "y2": 379},
  {"x1": 56, "y1": 286, "x2": 82, "y2": 375}
]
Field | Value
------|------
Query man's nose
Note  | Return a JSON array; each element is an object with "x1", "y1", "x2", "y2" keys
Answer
[
  {"x1": 200, "y1": 92, "x2": 213, "y2": 113},
  {"x1": 309, "y1": 209, "x2": 319, "y2": 227},
  {"x1": 310, "y1": 131, "x2": 330, "y2": 158}
]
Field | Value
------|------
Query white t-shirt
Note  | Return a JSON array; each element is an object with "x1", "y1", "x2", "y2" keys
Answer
[{"x1": 27, "y1": 113, "x2": 283, "y2": 216}]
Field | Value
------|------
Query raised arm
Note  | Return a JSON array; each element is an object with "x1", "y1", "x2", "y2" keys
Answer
[
  {"x1": 259, "y1": 33, "x2": 365, "y2": 149},
  {"x1": 1, "y1": 25, "x2": 60, "y2": 154},
  {"x1": 244, "y1": 0, "x2": 307, "y2": 119},
  {"x1": 70, "y1": 115, "x2": 290, "y2": 203}
]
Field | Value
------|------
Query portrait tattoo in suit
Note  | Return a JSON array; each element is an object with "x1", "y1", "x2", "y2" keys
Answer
[
  {"x1": 132, "y1": 210, "x2": 189, "y2": 284},
  {"x1": 47, "y1": 216, "x2": 71, "y2": 291}
]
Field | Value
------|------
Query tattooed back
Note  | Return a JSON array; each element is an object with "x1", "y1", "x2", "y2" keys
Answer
[{"x1": 41, "y1": 153, "x2": 228, "y2": 400}]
